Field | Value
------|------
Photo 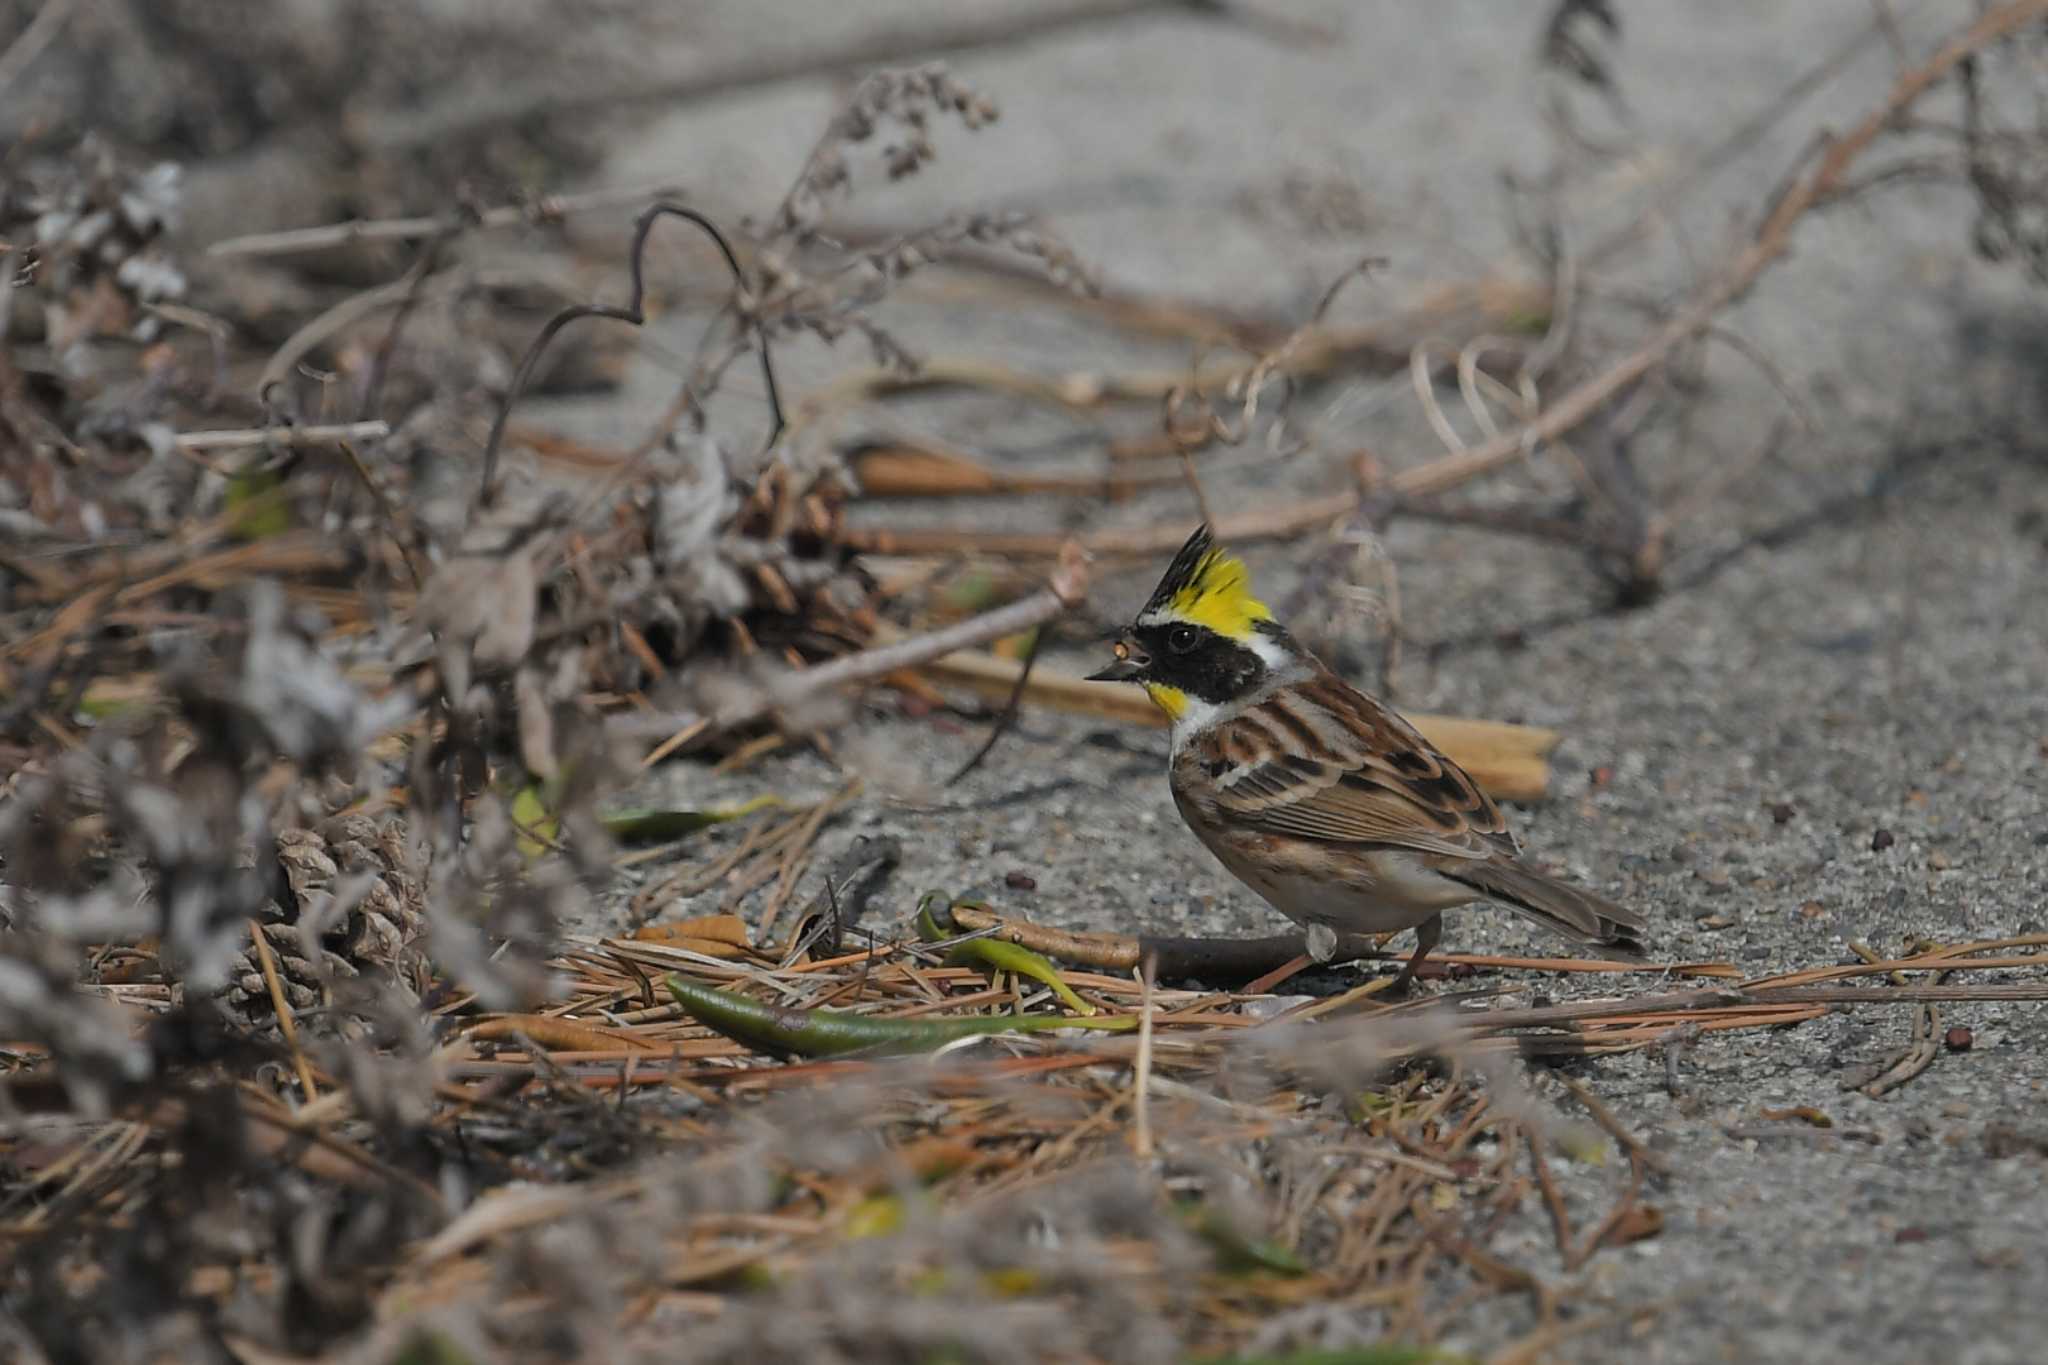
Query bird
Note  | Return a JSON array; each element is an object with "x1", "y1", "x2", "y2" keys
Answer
[{"x1": 1086, "y1": 524, "x2": 1647, "y2": 989}]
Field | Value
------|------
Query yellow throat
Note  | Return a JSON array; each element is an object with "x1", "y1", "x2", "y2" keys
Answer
[
  {"x1": 1125, "y1": 526, "x2": 1277, "y2": 725},
  {"x1": 1142, "y1": 681, "x2": 1189, "y2": 720}
]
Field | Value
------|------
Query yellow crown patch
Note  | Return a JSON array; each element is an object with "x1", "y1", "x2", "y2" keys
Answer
[{"x1": 1141, "y1": 525, "x2": 1272, "y2": 642}]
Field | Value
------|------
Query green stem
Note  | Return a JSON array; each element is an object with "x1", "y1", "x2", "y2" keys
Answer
[
  {"x1": 916, "y1": 895, "x2": 1096, "y2": 1015},
  {"x1": 666, "y1": 975, "x2": 1133, "y2": 1059}
]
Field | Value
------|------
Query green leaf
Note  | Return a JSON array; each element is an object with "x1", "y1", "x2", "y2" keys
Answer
[
  {"x1": 598, "y1": 794, "x2": 781, "y2": 843},
  {"x1": 389, "y1": 1329, "x2": 475, "y2": 1365},
  {"x1": 844, "y1": 1193, "x2": 908, "y2": 1239},
  {"x1": 1181, "y1": 1201, "x2": 1308, "y2": 1277},
  {"x1": 917, "y1": 895, "x2": 1096, "y2": 1015},
  {"x1": 1196, "y1": 1348, "x2": 1472, "y2": 1365},
  {"x1": 225, "y1": 469, "x2": 292, "y2": 541},
  {"x1": 510, "y1": 783, "x2": 558, "y2": 861},
  {"x1": 940, "y1": 565, "x2": 1001, "y2": 613}
]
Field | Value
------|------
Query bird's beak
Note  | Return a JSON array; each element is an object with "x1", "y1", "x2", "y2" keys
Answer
[{"x1": 1085, "y1": 635, "x2": 1147, "y2": 683}]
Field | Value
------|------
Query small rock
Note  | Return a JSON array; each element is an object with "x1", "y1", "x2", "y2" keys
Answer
[
  {"x1": 1870, "y1": 828, "x2": 1896, "y2": 852},
  {"x1": 1983, "y1": 1123, "x2": 2048, "y2": 1159},
  {"x1": 1695, "y1": 914, "x2": 1737, "y2": 931},
  {"x1": 1798, "y1": 900, "x2": 1826, "y2": 920},
  {"x1": 1588, "y1": 765, "x2": 1615, "y2": 789},
  {"x1": 1241, "y1": 995, "x2": 1314, "y2": 1021},
  {"x1": 1944, "y1": 1026, "x2": 1974, "y2": 1052},
  {"x1": 1894, "y1": 1227, "x2": 1930, "y2": 1245},
  {"x1": 1941, "y1": 1100, "x2": 1971, "y2": 1118},
  {"x1": 1770, "y1": 802, "x2": 1796, "y2": 825},
  {"x1": 1928, "y1": 849, "x2": 1952, "y2": 871},
  {"x1": 1003, "y1": 870, "x2": 1037, "y2": 892}
]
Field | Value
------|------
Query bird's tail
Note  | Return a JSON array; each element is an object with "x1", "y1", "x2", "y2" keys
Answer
[{"x1": 1442, "y1": 858, "x2": 1648, "y2": 960}]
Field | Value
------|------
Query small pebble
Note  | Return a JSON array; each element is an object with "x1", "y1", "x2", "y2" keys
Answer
[
  {"x1": 1004, "y1": 870, "x2": 1038, "y2": 891},
  {"x1": 1870, "y1": 828, "x2": 1896, "y2": 852},
  {"x1": 1770, "y1": 802, "x2": 1796, "y2": 825},
  {"x1": 1944, "y1": 1026, "x2": 1974, "y2": 1053},
  {"x1": 1241, "y1": 995, "x2": 1314, "y2": 1021}
]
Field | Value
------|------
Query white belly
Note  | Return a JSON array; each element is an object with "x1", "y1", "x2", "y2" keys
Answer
[{"x1": 1204, "y1": 838, "x2": 1478, "y2": 938}]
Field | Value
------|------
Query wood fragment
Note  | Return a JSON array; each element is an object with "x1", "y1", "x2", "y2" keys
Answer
[{"x1": 917, "y1": 647, "x2": 1559, "y2": 802}]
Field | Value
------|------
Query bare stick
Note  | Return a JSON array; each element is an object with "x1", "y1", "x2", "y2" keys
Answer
[
  {"x1": 247, "y1": 920, "x2": 319, "y2": 1103},
  {"x1": 840, "y1": 489, "x2": 1360, "y2": 559},
  {"x1": 915, "y1": 647, "x2": 1560, "y2": 803},
  {"x1": 174, "y1": 421, "x2": 390, "y2": 453},
  {"x1": 944, "y1": 624, "x2": 1046, "y2": 787},
  {"x1": 256, "y1": 279, "x2": 415, "y2": 405},
  {"x1": 336, "y1": 440, "x2": 423, "y2": 589},
  {"x1": 0, "y1": 0, "x2": 79, "y2": 94},
  {"x1": 1559, "y1": 1074, "x2": 1672, "y2": 1175},
  {"x1": 476, "y1": 201, "x2": 785, "y2": 511},
  {"x1": 360, "y1": 219, "x2": 465, "y2": 421},
  {"x1": 942, "y1": 903, "x2": 1390, "y2": 983},
  {"x1": 1129, "y1": 952, "x2": 1157, "y2": 1159},
  {"x1": 613, "y1": 544, "x2": 1090, "y2": 746},
  {"x1": 205, "y1": 181, "x2": 684, "y2": 259},
  {"x1": 364, "y1": 0, "x2": 1188, "y2": 151},
  {"x1": 1394, "y1": 0, "x2": 2048, "y2": 499}
]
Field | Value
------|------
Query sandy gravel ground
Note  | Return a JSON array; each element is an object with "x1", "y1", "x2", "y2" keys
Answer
[{"x1": 543, "y1": 3, "x2": 2048, "y2": 1359}]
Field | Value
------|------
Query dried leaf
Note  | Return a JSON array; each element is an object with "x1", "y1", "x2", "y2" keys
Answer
[
  {"x1": 1602, "y1": 1203, "x2": 1665, "y2": 1248},
  {"x1": 629, "y1": 914, "x2": 752, "y2": 955},
  {"x1": 1758, "y1": 1105, "x2": 1833, "y2": 1128}
]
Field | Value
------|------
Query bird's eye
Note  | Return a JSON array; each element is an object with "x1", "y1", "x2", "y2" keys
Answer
[{"x1": 1166, "y1": 625, "x2": 1200, "y2": 655}]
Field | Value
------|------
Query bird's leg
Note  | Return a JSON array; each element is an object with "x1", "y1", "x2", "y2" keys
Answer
[{"x1": 1389, "y1": 914, "x2": 1442, "y2": 994}]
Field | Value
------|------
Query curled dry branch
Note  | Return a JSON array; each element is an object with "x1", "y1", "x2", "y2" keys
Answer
[
  {"x1": 475, "y1": 201, "x2": 787, "y2": 511},
  {"x1": 616, "y1": 541, "x2": 1092, "y2": 747},
  {"x1": 1396, "y1": 0, "x2": 2048, "y2": 498},
  {"x1": 842, "y1": 4, "x2": 2048, "y2": 574}
]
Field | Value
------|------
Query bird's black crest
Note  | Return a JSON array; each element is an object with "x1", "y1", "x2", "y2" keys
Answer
[{"x1": 1141, "y1": 524, "x2": 1216, "y2": 618}]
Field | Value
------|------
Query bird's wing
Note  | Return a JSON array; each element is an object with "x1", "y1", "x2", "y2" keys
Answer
[{"x1": 1189, "y1": 673, "x2": 1518, "y2": 861}]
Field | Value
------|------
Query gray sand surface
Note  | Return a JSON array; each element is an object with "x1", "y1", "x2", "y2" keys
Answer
[{"x1": 545, "y1": 3, "x2": 2048, "y2": 1358}]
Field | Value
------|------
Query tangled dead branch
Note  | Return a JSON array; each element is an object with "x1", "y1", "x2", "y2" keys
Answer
[{"x1": 5, "y1": 6, "x2": 2048, "y2": 1360}]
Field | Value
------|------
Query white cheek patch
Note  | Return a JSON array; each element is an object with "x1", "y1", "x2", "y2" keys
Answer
[{"x1": 1244, "y1": 631, "x2": 1290, "y2": 671}]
